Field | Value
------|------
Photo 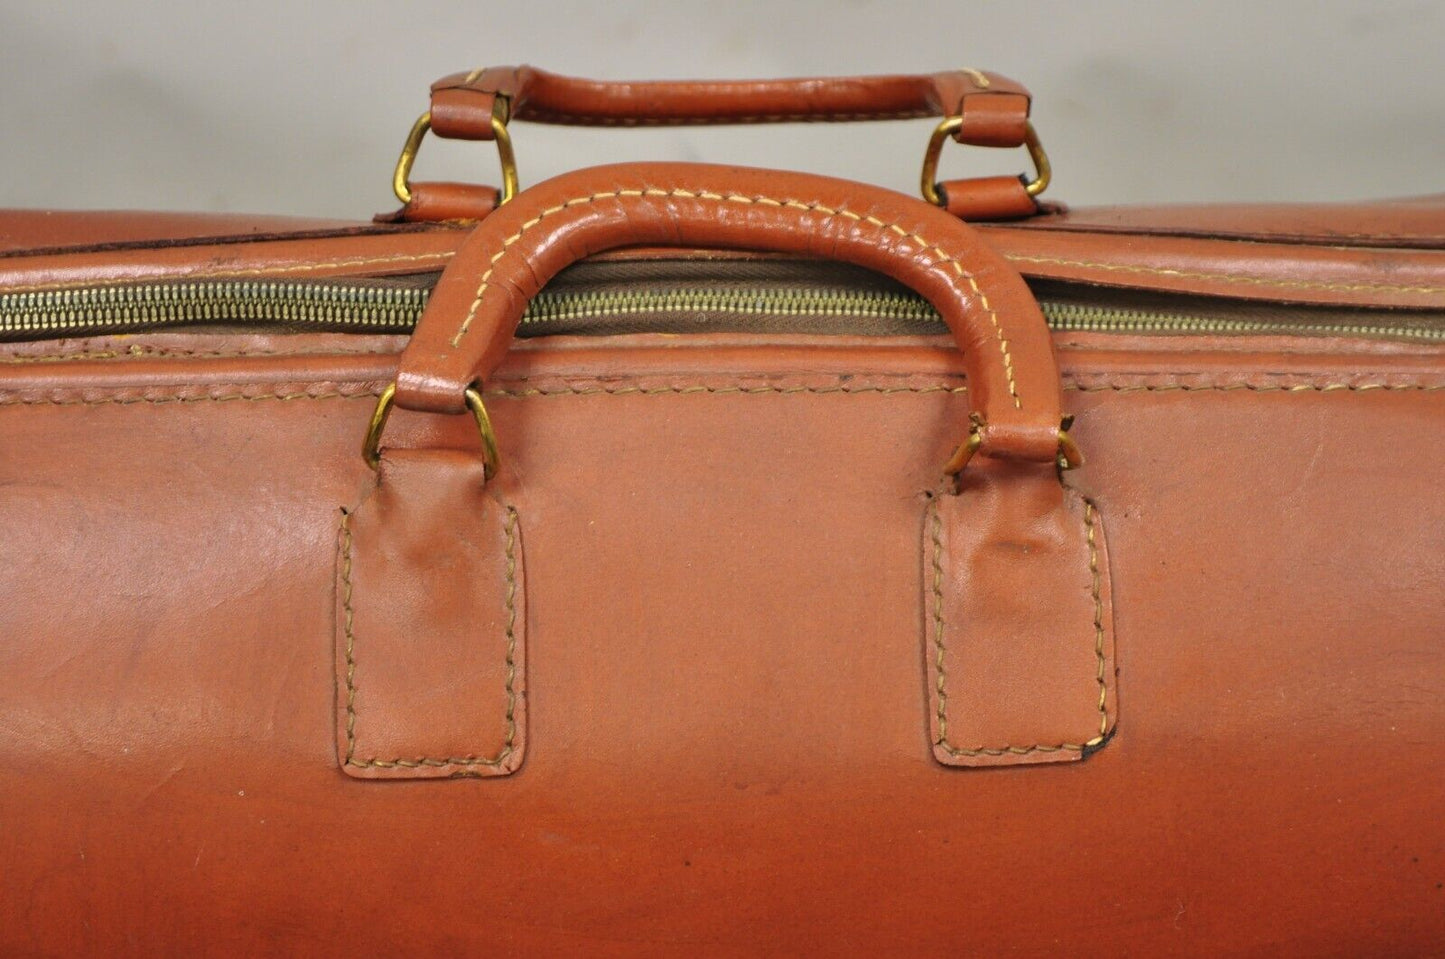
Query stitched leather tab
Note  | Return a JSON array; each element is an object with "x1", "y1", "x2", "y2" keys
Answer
[
  {"x1": 335, "y1": 449, "x2": 525, "y2": 780},
  {"x1": 923, "y1": 461, "x2": 1117, "y2": 767}
]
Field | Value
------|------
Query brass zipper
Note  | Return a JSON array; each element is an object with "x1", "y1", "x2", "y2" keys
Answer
[{"x1": 2, "y1": 279, "x2": 1443, "y2": 342}]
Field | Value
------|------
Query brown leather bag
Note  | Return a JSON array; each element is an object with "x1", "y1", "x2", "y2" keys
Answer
[{"x1": 2, "y1": 68, "x2": 1442, "y2": 956}]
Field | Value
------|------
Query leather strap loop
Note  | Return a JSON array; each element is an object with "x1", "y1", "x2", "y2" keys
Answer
[
  {"x1": 374, "y1": 182, "x2": 499, "y2": 224},
  {"x1": 394, "y1": 162, "x2": 1065, "y2": 464},
  {"x1": 941, "y1": 176, "x2": 1041, "y2": 221},
  {"x1": 428, "y1": 66, "x2": 1030, "y2": 147}
]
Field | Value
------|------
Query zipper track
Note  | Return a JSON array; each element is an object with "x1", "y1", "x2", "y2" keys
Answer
[{"x1": 2, "y1": 280, "x2": 1443, "y2": 342}]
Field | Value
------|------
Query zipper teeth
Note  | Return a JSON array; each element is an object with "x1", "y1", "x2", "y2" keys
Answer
[
  {"x1": 521, "y1": 288, "x2": 939, "y2": 323},
  {"x1": 0, "y1": 281, "x2": 430, "y2": 335},
  {"x1": 1, "y1": 280, "x2": 1442, "y2": 342},
  {"x1": 1041, "y1": 302, "x2": 1445, "y2": 340}
]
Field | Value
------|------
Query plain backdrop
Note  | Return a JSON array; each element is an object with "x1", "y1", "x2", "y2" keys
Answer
[{"x1": 3, "y1": 1, "x2": 1441, "y2": 219}]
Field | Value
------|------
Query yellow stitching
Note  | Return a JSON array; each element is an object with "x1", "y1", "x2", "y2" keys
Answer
[
  {"x1": 3, "y1": 378, "x2": 1442, "y2": 407},
  {"x1": 0, "y1": 389, "x2": 382, "y2": 407},
  {"x1": 0, "y1": 251, "x2": 456, "y2": 295},
  {"x1": 444, "y1": 188, "x2": 1025, "y2": 409},
  {"x1": 463, "y1": 67, "x2": 485, "y2": 83},
  {"x1": 1003, "y1": 253, "x2": 1445, "y2": 296},
  {"x1": 339, "y1": 513, "x2": 359, "y2": 763},
  {"x1": 960, "y1": 68, "x2": 991, "y2": 88},
  {"x1": 1085, "y1": 501, "x2": 1108, "y2": 738},
  {"x1": 929, "y1": 496, "x2": 1110, "y2": 758},
  {"x1": 342, "y1": 506, "x2": 519, "y2": 770}
]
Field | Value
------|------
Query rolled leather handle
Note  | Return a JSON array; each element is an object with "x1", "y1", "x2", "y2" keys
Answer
[
  {"x1": 430, "y1": 66, "x2": 1030, "y2": 148},
  {"x1": 394, "y1": 162, "x2": 1066, "y2": 464}
]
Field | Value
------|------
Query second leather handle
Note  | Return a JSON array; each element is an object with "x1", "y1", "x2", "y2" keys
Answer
[
  {"x1": 394, "y1": 162, "x2": 1066, "y2": 464},
  {"x1": 430, "y1": 66, "x2": 1031, "y2": 148}
]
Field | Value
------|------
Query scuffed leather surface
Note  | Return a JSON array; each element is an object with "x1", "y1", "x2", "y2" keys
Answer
[
  {"x1": 336, "y1": 449, "x2": 524, "y2": 779},
  {"x1": 9, "y1": 201, "x2": 1445, "y2": 308},
  {"x1": 0, "y1": 327, "x2": 1441, "y2": 955},
  {"x1": 1017, "y1": 194, "x2": 1445, "y2": 248},
  {"x1": 429, "y1": 66, "x2": 1029, "y2": 142},
  {"x1": 924, "y1": 461, "x2": 1117, "y2": 766}
]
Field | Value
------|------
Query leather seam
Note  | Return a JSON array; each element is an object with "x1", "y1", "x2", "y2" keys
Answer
[
  {"x1": 443, "y1": 188, "x2": 1025, "y2": 410},
  {"x1": 0, "y1": 389, "x2": 383, "y2": 407},
  {"x1": 1004, "y1": 253, "x2": 1445, "y2": 295},
  {"x1": 0, "y1": 251, "x2": 456, "y2": 294},
  {"x1": 3, "y1": 379, "x2": 1444, "y2": 407},
  {"x1": 929, "y1": 496, "x2": 1108, "y2": 757},
  {"x1": 339, "y1": 506, "x2": 520, "y2": 771}
]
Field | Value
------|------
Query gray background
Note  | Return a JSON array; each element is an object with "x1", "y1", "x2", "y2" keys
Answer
[{"x1": 3, "y1": 1, "x2": 1441, "y2": 219}]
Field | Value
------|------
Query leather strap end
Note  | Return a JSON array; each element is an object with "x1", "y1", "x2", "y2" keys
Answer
[
  {"x1": 432, "y1": 87, "x2": 502, "y2": 141},
  {"x1": 941, "y1": 175, "x2": 1041, "y2": 222},
  {"x1": 376, "y1": 182, "x2": 500, "y2": 224},
  {"x1": 336, "y1": 449, "x2": 526, "y2": 780},
  {"x1": 950, "y1": 91, "x2": 1031, "y2": 148},
  {"x1": 924, "y1": 462, "x2": 1118, "y2": 768}
]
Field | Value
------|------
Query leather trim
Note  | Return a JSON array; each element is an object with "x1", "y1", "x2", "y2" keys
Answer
[
  {"x1": 924, "y1": 472, "x2": 1118, "y2": 767},
  {"x1": 335, "y1": 450, "x2": 526, "y2": 780}
]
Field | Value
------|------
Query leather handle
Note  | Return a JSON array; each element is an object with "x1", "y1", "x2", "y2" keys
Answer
[
  {"x1": 394, "y1": 162, "x2": 1066, "y2": 464},
  {"x1": 429, "y1": 66, "x2": 1030, "y2": 148}
]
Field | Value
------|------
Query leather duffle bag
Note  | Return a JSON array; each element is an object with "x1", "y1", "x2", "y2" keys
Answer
[{"x1": 2, "y1": 68, "x2": 1442, "y2": 957}]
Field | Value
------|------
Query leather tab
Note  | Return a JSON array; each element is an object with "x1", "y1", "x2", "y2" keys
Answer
[
  {"x1": 375, "y1": 182, "x2": 500, "y2": 224},
  {"x1": 952, "y1": 91, "x2": 1030, "y2": 148},
  {"x1": 941, "y1": 175, "x2": 1041, "y2": 222},
  {"x1": 335, "y1": 449, "x2": 525, "y2": 780},
  {"x1": 923, "y1": 461, "x2": 1117, "y2": 767}
]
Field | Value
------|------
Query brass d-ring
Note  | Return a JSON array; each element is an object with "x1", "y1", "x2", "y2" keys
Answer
[
  {"x1": 392, "y1": 101, "x2": 519, "y2": 206},
  {"x1": 941, "y1": 415, "x2": 1083, "y2": 476},
  {"x1": 363, "y1": 382, "x2": 500, "y2": 480},
  {"x1": 920, "y1": 118, "x2": 1051, "y2": 207}
]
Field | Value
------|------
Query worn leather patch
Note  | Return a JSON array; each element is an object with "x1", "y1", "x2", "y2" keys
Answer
[
  {"x1": 923, "y1": 461, "x2": 1117, "y2": 767},
  {"x1": 335, "y1": 448, "x2": 525, "y2": 780}
]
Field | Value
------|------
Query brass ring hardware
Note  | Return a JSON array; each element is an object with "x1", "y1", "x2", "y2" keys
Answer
[
  {"x1": 363, "y1": 382, "x2": 501, "y2": 480},
  {"x1": 392, "y1": 100, "x2": 520, "y2": 206},
  {"x1": 942, "y1": 415, "x2": 1083, "y2": 476},
  {"x1": 920, "y1": 118, "x2": 1051, "y2": 208},
  {"x1": 941, "y1": 417, "x2": 986, "y2": 476}
]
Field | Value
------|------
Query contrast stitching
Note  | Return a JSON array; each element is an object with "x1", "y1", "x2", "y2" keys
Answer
[
  {"x1": 341, "y1": 507, "x2": 520, "y2": 770},
  {"x1": 443, "y1": 188, "x2": 1025, "y2": 409},
  {"x1": 929, "y1": 497, "x2": 1109, "y2": 758},
  {"x1": 1004, "y1": 253, "x2": 1445, "y2": 296},
  {"x1": 3, "y1": 378, "x2": 1443, "y2": 407},
  {"x1": 0, "y1": 251, "x2": 455, "y2": 295},
  {"x1": 0, "y1": 388, "x2": 382, "y2": 407}
]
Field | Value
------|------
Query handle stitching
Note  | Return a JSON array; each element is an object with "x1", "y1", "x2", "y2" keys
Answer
[
  {"x1": 444, "y1": 188, "x2": 1023, "y2": 409},
  {"x1": 928, "y1": 497, "x2": 1109, "y2": 757},
  {"x1": 339, "y1": 506, "x2": 520, "y2": 770}
]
